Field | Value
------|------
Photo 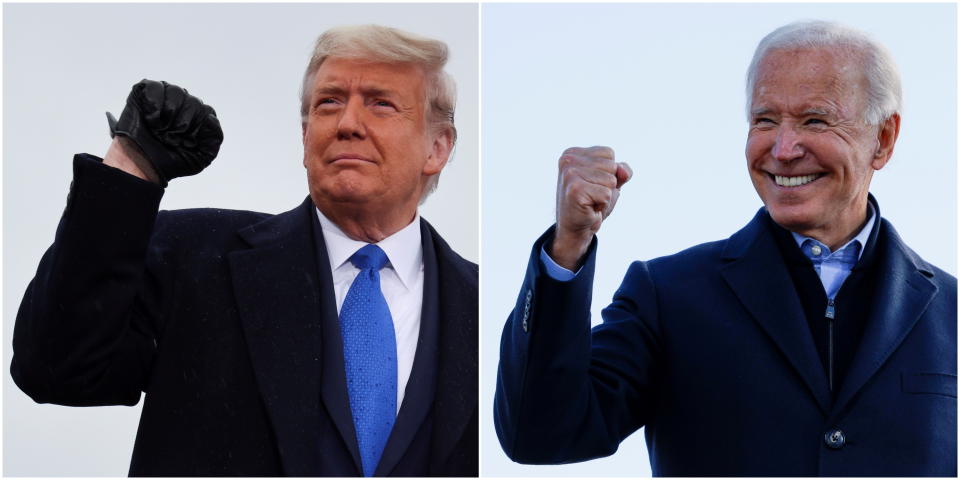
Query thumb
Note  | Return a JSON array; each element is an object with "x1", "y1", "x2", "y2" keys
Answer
[{"x1": 615, "y1": 162, "x2": 632, "y2": 189}]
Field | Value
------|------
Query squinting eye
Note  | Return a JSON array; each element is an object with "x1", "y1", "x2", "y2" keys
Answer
[
  {"x1": 753, "y1": 117, "x2": 775, "y2": 126},
  {"x1": 805, "y1": 118, "x2": 826, "y2": 125},
  {"x1": 373, "y1": 100, "x2": 396, "y2": 109},
  {"x1": 313, "y1": 98, "x2": 339, "y2": 111}
]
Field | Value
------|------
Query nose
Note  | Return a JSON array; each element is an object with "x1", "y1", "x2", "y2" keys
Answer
[
  {"x1": 336, "y1": 97, "x2": 366, "y2": 139},
  {"x1": 771, "y1": 125, "x2": 804, "y2": 162}
]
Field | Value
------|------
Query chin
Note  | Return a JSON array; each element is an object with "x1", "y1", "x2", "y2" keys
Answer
[
  {"x1": 319, "y1": 187, "x2": 378, "y2": 205},
  {"x1": 311, "y1": 176, "x2": 380, "y2": 204},
  {"x1": 765, "y1": 203, "x2": 819, "y2": 233}
]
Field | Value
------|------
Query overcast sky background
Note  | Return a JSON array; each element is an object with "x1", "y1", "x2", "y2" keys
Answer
[
  {"x1": 3, "y1": 3, "x2": 477, "y2": 475},
  {"x1": 481, "y1": 3, "x2": 956, "y2": 476}
]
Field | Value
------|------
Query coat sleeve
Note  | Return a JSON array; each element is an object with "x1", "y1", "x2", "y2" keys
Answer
[
  {"x1": 10, "y1": 154, "x2": 166, "y2": 407},
  {"x1": 494, "y1": 225, "x2": 664, "y2": 464}
]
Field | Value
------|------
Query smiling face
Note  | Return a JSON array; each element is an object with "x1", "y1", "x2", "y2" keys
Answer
[
  {"x1": 746, "y1": 47, "x2": 896, "y2": 249},
  {"x1": 302, "y1": 57, "x2": 450, "y2": 230}
]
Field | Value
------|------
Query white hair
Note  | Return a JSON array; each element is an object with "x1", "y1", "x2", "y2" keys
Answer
[
  {"x1": 745, "y1": 20, "x2": 902, "y2": 125},
  {"x1": 300, "y1": 25, "x2": 457, "y2": 200}
]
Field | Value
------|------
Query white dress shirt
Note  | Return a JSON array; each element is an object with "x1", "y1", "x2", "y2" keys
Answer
[{"x1": 316, "y1": 208, "x2": 424, "y2": 413}]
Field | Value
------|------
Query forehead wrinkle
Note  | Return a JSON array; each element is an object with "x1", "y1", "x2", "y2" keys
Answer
[
  {"x1": 753, "y1": 80, "x2": 856, "y2": 120},
  {"x1": 317, "y1": 72, "x2": 417, "y2": 99},
  {"x1": 311, "y1": 59, "x2": 427, "y2": 120},
  {"x1": 802, "y1": 107, "x2": 831, "y2": 116},
  {"x1": 358, "y1": 85, "x2": 397, "y2": 99},
  {"x1": 312, "y1": 79, "x2": 406, "y2": 104},
  {"x1": 751, "y1": 92, "x2": 844, "y2": 119}
]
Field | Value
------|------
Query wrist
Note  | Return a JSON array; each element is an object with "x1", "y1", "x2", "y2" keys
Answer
[
  {"x1": 550, "y1": 228, "x2": 592, "y2": 271},
  {"x1": 103, "y1": 137, "x2": 161, "y2": 184}
]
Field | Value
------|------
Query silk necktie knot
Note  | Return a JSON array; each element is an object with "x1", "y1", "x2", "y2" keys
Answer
[{"x1": 350, "y1": 244, "x2": 389, "y2": 271}]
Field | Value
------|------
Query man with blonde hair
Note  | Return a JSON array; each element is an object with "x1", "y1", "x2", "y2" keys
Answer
[
  {"x1": 12, "y1": 25, "x2": 477, "y2": 476},
  {"x1": 496, "y1": 20, "x2": 955, "y2": 475}
]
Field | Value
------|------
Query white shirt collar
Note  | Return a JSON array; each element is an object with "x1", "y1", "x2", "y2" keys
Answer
[
  {"x1": 315, "y1": 208, "x2": 423, "y2": 291},
  {"x1": 790, "y1": 202, "x2": 876, "y2": 260}
]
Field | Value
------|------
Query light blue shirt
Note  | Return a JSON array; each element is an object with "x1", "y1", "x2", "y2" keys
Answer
[
  {"x1": 540, "y1": 204, "x2": 876, "y2": 294},
  {"x1": 540, "y1": 243, "x2": 580, "y2": 281},
  {"x1": 790, "y1": 203, "x2": 875, "y2": 299}
]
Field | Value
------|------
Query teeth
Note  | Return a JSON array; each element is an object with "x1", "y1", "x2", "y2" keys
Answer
[{"x1": 775, "y1": 174, "x2": 819, "y2": 187}]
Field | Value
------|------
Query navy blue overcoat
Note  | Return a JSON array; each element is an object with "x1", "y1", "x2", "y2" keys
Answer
[{"x1": 495, "y1": 202, "x2": 956, "y2": 476}]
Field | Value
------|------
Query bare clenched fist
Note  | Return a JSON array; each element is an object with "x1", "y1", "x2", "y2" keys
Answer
[{"x1": 551, "y1": 146, "x2": 632, "y2": 270}]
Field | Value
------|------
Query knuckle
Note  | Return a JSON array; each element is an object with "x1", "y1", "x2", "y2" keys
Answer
[
  {"x1": 562, "y1": 146, "x2": 584, "y2": 156},
  {"x1": 602, "y1": 172, "x2": 618, "y2": 189},
  {"x1": 566, "y1": 180, "x2": 587, "y2": 199},
  {"x1": 587, "y1": 145, "x2": 615, "y2": 159},
  {"x1": 559, "y1": 149, "x2": 584, "y2": 168}
]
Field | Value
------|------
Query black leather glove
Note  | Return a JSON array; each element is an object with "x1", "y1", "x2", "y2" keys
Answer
[{"x1": 107, "y1": 79, "x2": 223, "y2": 187}]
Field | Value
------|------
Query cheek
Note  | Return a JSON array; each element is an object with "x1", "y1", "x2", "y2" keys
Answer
[
  {"x1": 304, "y1": 130, "x2": 333, "y2": 161},
  {"x1": 745, "y1": 133, "x2": 769, "y2": 167},
  {"x1": 806, "y1": 139, "x2": 854, "y2": 172}
]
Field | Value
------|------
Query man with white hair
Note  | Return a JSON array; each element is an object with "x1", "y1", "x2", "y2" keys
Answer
[
  {"x1": 12, "y1": 25, "x2": 477, "y2": 476},
  {"x1": 495, "y1": 20, "x2": 955, "y2": 475}
]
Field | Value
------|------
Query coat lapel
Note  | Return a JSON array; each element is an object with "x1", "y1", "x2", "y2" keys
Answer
[
  {"x1": 313, "y1": 213, "x2": 364, "y2": 474},
  {"x1": 425, "y1": 221, "x2": 479, "y2": 473},
  {"x1": 226, "y1": 197, "x2": 330, "y2": 475},
  {"x1": 832, "y1": 220, "x2": 939, "y2": 415},
  {"x1": 720, "y1": 209, "x2": 832, "y2": 414}
]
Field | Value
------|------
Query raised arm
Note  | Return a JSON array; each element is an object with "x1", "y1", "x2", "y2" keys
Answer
[
  {"x1": 10, "y1": 79, "x2": 222, "y2": 406},
  {"x1": 495, "y1": 146, "x2": 667, "y2": 464}
]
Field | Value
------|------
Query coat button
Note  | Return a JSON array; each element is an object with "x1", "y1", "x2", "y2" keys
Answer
[
  {"x1": 824, "y1": 429, "x2": 845, "y2": 449},
  {"x1": 521, "y1": 290, "x2": 532, "y2": 332}
]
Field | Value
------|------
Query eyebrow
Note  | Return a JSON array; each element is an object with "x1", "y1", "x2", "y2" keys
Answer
[
  {"x1": 312, "y1": 84, "x2": 397, "y2": 99},
  {"x1": 749, "y1": 106, "x2": 835, "y2": 117}
]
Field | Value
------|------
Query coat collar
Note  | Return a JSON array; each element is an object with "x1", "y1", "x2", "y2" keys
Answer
[{"x1": 719, "y1": 195, "x2": 939, "y2": 416}]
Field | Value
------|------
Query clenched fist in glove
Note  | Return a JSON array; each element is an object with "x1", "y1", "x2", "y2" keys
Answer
[{"x1": 106, "y1": 79, "x2": 223, "y2": 186}]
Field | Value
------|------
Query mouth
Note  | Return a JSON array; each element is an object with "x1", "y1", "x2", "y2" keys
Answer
[
  {"x1": 328, "y1": 153, "x2": 376, "y2": 165},
  {"x1": 771, "y1": 173, "x2": 824, "y2": 188}
]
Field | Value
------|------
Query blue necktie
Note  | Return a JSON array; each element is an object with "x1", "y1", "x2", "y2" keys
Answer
[{"x1": 340, "y1": 244, "x2": 397, "y2": 477}]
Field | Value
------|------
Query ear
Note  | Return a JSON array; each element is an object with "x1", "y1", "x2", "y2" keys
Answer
[
  {"x1": 301, "y1": 121, "x2": 309, "y2": 169},
  {"x1": 423, "y1": 126, "x2": 454, "y2": 176},
  {"x1": 871, "y1": 113, "x2": 900, "y2": 170}
]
